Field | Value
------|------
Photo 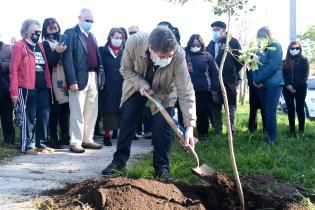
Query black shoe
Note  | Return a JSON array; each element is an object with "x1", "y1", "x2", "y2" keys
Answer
[
  {"x1": 111, "y1": 130, "x2": 118, "y2": 139},
  {"x1": 133, "y1": 135, "x2": 139, "y2": 140},
  {"x1": 155, "y1": 169, "x2": 173, "y2": 182},
  {"x1": 102, "y1": 163, "x2": 124, "y2": 176},
  {"x1": 103, "y1": 136, "x2": 112, "y2": 146}
]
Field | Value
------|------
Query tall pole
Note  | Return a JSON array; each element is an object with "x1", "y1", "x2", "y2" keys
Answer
[{"x1": 290, "y1": 0, "x2": 296, "y2": 41}]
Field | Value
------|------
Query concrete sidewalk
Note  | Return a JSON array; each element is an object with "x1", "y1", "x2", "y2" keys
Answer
[{"x1": 0, "y1": 138, "x2": 153, "y2": 209}]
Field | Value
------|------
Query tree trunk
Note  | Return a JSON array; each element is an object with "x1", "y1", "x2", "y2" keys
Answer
[{"x1": 218, "y1": 10, "x2": 245, "y2": 210}]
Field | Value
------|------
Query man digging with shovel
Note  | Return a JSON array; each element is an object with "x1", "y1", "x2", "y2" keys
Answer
[{"x1": 102, "y1": 26, "x2": 196, "y2": 181}]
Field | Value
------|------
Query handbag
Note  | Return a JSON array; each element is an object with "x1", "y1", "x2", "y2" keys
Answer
[{"x1": 52, "y1": 60, "x2": 69, "y2": 104}]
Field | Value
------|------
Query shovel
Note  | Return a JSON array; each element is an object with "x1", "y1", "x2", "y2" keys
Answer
[{"x1": 142, "y1": 91, "x2": 215, "y2": 179}]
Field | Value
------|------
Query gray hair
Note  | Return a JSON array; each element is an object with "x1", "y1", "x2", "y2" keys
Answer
[
  {"x1": 79, "y1": 8, "x2": 92, "y2": 16},
  {"x1": 20, "y1": 19, "x2": 41, "y2": 38},
  {"x1": 257, "y1": 26, "x2": 272, "y2": 39}
]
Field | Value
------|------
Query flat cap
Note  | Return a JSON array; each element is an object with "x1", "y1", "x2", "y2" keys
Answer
[{"x1": 211, "y1": 21, "x2": 227, "y2": 29}]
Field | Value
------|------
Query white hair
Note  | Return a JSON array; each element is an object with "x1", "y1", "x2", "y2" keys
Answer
[
  {"x1": 79, "y1": 8, "x2": 92, "y2": 16},
  {"x1": 20, "y1": 19, "x2": 41, "y2": 39}
]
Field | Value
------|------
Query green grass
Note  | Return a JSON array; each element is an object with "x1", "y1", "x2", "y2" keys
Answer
[
  {"x1": 0, "y1": 128, "x2": 20, "y2": 163},
  {"x1": 124, "y1": 103, "x2": 315, "y2": 192}
]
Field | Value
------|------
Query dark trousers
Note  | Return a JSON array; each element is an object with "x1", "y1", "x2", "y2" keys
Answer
[
  {"x1": 283, "y1": 86, "x2": 307, "y2": 133},
  {"x1": 49, "y1": 95, "x2": 69, "y2": 145},
  {"x1": 211, "y1": 104, "x2": 236, "y2": 134},
  {"x1": 0, "y1": 91, "x2": 15, "y2": 144},
  {"x1": 143, "y1": 107, "x2": 152, "y2": 133},
  {"x1": 113, "y1": 92, "x2": 174, "y2": 172},
  {"x1": 259, "y1": 86, "x2": 282, "y2": 142},
  {"x1": 23, "y1": 88, "x2": 51, "y2": 148},
  {"x1": 195, "y1": 91, "x2": 211, "y2": 136},
  {"x1": 248, "y1": 85, "x2": 266, "y2": 132}
]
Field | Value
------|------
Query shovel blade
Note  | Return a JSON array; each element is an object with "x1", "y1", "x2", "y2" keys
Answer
[{"x1": 191, "y1": 163, "x2": 216, "y2": 178}]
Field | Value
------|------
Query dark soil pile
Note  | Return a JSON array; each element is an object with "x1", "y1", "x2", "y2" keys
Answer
[{"x1": 45, "y1": 174, "x2": 314, "y2": 210}]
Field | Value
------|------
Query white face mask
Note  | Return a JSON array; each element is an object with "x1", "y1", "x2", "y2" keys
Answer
[
  {"x1": 290, "y1": 49, "x2": 300, "y2": 56},
  {"x1": 111, "y1": 38, "x2": 123, "y2": 47},
  {"x1": 190, "y1": 47, "x2": 201, "y2": 53},
  {"x1": 152, "y1": 56, "x2": 173, "y2": 67},
  {"x1": 212, "y1": 31, "x2": 221, "y2": 41}
]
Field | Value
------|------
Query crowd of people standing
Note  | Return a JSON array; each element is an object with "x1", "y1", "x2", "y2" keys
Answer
[{"x1": 0, "y1": 8, "x2": 310, "y2": 180}]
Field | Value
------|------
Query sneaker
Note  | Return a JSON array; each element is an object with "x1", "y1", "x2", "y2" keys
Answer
[
  {"x1": 36, "y1": 147, "x2": 55, "y2": 153},
  {"x1": 102, "y1": 163, "x2": 124, "y2": 176},
  {"x1": 69, "y1": 144, "x2": 85, "y2": 153},
  {"x1": 135, "y1": 131, "x2": 143, "y2": 138},
  {"x1": 103, "y1": 136, "x2": 112, "y2": 146},
  {"x1": 82, "y1": 142, "x2": 102, "y2": 149},
  {"x1": 25, "y1": 148, "x2": 39, "y2": 155},
  {"x1": 155, "y1": 169, "x2": 173, "y2": 182}
]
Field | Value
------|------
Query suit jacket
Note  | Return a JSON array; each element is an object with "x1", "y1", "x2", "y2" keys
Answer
[{"x1": 63, "y1": 24, "x2": 103, "y2": 90}]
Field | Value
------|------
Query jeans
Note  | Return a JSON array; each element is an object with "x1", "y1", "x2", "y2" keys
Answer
[
  {"x1": 283, "y1": 85, "x2": 307, "y2": 133},
  {"x1": 258, "y1": 86, "x2": 282, "y2": 142},
  {"x1": 112, "y1": 92, "x2": 174, "y2": 173},
  {"x1": 0, "y1": 91, "x2": 15, "y2": 144},
  {"x1": 143, "y1": 107, "x2": 152, "y2": 133},
  {"x1": 23, "y1": 88, "x2": 51, "y2": 149}
]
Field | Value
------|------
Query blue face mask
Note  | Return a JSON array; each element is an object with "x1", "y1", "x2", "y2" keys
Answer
[
  {"x1": 82, "y1": 21, "x2": 92, "y2": 31},
  {"x1": 212, "y1": 31, "x2": 221, "y2": 41}
]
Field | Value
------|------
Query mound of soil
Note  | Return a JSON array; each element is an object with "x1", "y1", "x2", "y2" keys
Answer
[{"x1": 46, "y1": 174, "x2": 314, "y2": 210}]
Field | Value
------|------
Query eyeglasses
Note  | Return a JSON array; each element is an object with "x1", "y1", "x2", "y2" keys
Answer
[
  {"x1": 85, "y1": 20, "x2": 94, "y2": 23},
  {"x1": 290, "y1": 47, "x2": 300, "y2": 50},
  {"x1": 34, "y1": 30, "x2": 41, "y2": 34},
  {"x1": 129, "y1": 31, "x2": 137, "y2": 35}
]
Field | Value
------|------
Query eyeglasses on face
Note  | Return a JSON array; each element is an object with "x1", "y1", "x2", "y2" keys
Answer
[
  {"x1": 290, "y1": 47, "x2": 300, "y2": 50},
  {"x1": 85, "y1": 20, "x2": 94, "y2": 23},
  {"x1": 129, "y1": 31, "x2": 137, "y2": 35}
]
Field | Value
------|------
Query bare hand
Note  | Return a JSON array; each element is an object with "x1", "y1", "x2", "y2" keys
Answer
[
  {"x1": 286, "y1": 85, "x2": 296, "y2": 93},
  {"x1": 253, "y1": 82, "x2": 264, "y2": 88},
  {"x1": 139, "y1": 84, "x2": 154, "y2": 96},
  {"x1": 70, "y1": 84, "x2": 79, "y2": 92},
  {"x1": 55, "y1": 43, "x2": 67, "y2": 53},
  {"x1": 11, "y1": 96, "x2": 18, "y2": 105}
]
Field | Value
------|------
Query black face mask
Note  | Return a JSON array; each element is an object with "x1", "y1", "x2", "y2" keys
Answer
[
  {"x1": 48, "y1": 31, "x2": 60, "y2": 41},
  {"x1": 31, "y1": 32, "x2": 41, "y2": 44}
]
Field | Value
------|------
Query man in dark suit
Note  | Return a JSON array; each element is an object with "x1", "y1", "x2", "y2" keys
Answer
[
  {"x1": 207, "y1": 21, "x2": 243, "y2": 134},
  {"x1": 63, "y1": 8, "x2": 104, "y2": 153}
]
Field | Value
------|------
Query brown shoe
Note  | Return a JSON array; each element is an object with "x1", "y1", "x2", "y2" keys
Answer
[
  {"x1": 69, "y1": 145, "x2": 85, "y2": 153},
  {"x1": 25, "y1": 148, "x2": 39, "y2": 155},
  {"x1": 82, "y1": 142, "x2": 102, "y2": 149},
  {"x1": 36, "y1": 147, "x2": 55, "y2": 153}
]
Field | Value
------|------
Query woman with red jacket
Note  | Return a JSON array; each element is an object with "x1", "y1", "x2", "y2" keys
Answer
[{"x1": 10, "y1": 19, "x2": 53, "y2": 154}]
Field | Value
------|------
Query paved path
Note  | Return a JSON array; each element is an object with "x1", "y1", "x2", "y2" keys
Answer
[{"x1": 0, "y1": 138, "x2": 153, "y2": 209}]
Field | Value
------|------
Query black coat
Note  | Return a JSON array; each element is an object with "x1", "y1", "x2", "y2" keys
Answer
[
  {"x1": 207, "y1": 36, "x2": 243, "y2": 105},
  {"x1": 43, "y1": 40, "x2": 61, "y2": 73},
  {"x1": 282, "y1": 55, "x2": 309, "y2": 89},
  {"x1": 98, "y1": 44, "x2": 124, "y2": 112},
  {"x1": 63, "y1": 25, "x2": 103, "y2": 90}
]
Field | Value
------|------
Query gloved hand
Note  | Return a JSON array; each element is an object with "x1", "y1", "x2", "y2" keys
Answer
[{"x1": 183, "y1": 126, "x2": 196, "y2": 150}]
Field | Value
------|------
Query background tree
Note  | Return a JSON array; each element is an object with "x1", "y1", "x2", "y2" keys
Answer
[{"x1": 298, "y1": 25, "x2": 315, "y2": 64}]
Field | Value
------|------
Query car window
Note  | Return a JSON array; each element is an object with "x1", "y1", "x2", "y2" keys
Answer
[{"x1": 307, "y1": 78, "x2": 315, "y2": 90}]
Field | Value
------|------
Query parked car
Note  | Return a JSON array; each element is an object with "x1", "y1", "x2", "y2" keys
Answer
[
  {"x1": 305, "y1": 76, "x2": 315, "y2": 118},
  {"x1": 279, "y1": 76, "x2": 315, "y2": 119}
]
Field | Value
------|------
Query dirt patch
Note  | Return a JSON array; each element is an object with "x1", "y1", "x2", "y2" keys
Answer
[{"x1": 45, "y1": 174, "x2": 314, "y2": 210}]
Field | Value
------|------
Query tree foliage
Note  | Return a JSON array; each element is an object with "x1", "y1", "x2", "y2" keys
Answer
[{"x1": 298, "y1": 25, "x2": 315, "y2": 63}]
